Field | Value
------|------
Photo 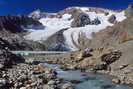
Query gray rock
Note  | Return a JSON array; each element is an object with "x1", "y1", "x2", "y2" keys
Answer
[
  {"x1": 71, "y1": 11, "x2": 101, "y2": 27},
  {"x1": 93, "y1": 63, "x2": 108, "y2": 71},
  {"x1": 0, "y1": 64, "x2": 4, "y2": 69},
  {"x1": 0, "y1": 15, "x2": 43, "y2": 32},
  {"x1": 91, "y1": 18, "x2": 101, "y2": 25},
  {"x1": 0, "y1": 47, "x2": 25, "y2": 69},
  {"x1": 71, "y1": 12, "x2": 91, "y2": 27},
  {"x1": 47, "y1": 80, "x2": 56, "y2": 85},
  {"x1": 112, "y1": 78, "x2": 121, "y2": 84},
  {"x1": 62, "y1": 83, "x2": 74, "y2": 89},
  {"x1": 14, "y1": 82, "x2": 23, "y2": 88},
  {"x1": 43, "y1": 85, "x2": 56, "y2": 89},
  {"x1": 101, "y1": 50, "x2": 122, "y2": 65},
  {"x1": 108, "y1": 15, "x2": 116, "y2": 23}
]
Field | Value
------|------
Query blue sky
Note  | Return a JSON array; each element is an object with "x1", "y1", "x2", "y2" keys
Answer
[{"x1": 0, "y1": 0, "x2": 132, "y2": 15}]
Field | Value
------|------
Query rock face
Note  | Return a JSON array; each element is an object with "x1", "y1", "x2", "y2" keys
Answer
[
  {"x1": 0, "y1": 15, "x2": 43, "y2": 33},
  {"x1": 43, "y1": 28, "x2": 70, "y2": 51},
  {"x1": 71, "y1": 11, "x2": 101, "y2": 27},
  {"x1": 108, "y1": 15, "x2": 116, "y2": 23},
  {"x1": 0, "y1": 49, "x2": 25, "y2": 69},
  {"x1": 0, "y1": 38, "x2": 25, "y2": 69},
  {"x1": 71, "y1": 12, "x2": 91, "y2": 27},
  {"x1": 101, "y1": 50, "x2": 122, "y2": 65},
  {"x1": 71, "y1": 12, "x2": 101, "y2": 27},
  {"x1": 125, "y1": 3, "x2": 133, "y2": 17},
  {"x1": 90, "y1": 18, "x2": 101, "y2": 25},
  {"x1": 0, "y1": 14, "x2": 46, "y2": 51},
  {"x1": 0, "y1": 35, "x2": 46, "y2": 51}
]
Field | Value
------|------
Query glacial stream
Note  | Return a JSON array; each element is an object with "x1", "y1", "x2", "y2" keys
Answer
[{"x1": 44, "y1": 63, "x2": 133, "y2": 89}]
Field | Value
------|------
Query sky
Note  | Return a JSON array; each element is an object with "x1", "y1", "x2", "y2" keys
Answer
[{"x1": 0, "y1": 0, "x2": 132, "y2": 15}]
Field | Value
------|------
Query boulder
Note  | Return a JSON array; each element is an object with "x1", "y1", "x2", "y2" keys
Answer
[
  {"x1": 62, "y1": 83, "x2": 74, "y2": 89},
  {"x1": 93, "y1": 62, "x2": 108, "y2": 71},
  {"x1": 47, "y1": 80, "x2": 56, "y2": 85},
  {"x1": 82, "y1": 48, "x2": 93, "y2": 57},
  {"x1": 112, "y1": 78, "x2": 121, "y2": 84}
]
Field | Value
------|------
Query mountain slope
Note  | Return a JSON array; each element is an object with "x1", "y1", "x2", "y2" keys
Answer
[
  {"x1": 25, "y1": 7, "x2": 126, "y2": 51},
  {"x1": 0, "y1": 15, "x2": 43, "y2": 32},
  {"x1": 41, "y1": 4, "x2": 133, "y2": 84},
  {"x1": 0, "y1": 15, "x2": 46, "y2": 51}
]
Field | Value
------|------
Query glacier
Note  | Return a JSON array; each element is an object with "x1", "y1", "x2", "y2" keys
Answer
[{"x1": 25, "y1": 7, "x2": 127, "y2": 51}]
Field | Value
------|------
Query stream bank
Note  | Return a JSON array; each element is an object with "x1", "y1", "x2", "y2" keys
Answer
[{"x1": 42, "y1": 63, "x2": 133, "y2": 89}]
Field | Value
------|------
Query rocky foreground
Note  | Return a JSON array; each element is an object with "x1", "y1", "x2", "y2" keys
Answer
[
  {"x1": 0, "y1": 49, "x2": 75, "y2": 89},
  {"x1": 0, "y1": 40, "x2": 74, "y2": 89},
  {"x1": 0, "y1": 63, "x2": 75, "y2": 89}
]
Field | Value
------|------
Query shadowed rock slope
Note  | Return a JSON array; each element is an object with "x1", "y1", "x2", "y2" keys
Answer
[
  {"x1": 0, "y1": 15, "x2": 46, "y2": 51},
  {"x1": 0, "y1": 15, "x2": 43, "y2": 33}
]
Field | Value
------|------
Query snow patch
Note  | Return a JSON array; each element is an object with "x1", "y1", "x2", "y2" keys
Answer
[
  {"x1": 80, "y1": 7, "x2": 89, "y2": 12},
  {"x1": 63, "y1": 18, "x2": 113, "y2": 50},
  {"x1": 25, "y1": 9, "x2": 127, "y2": 51},
  {"x1": 25, "y1": 14, "x2": 72, "y2": 41},
  {"x1": 115, "y1": 11, "x2": 127, "y2": 22},
  {"x1": 25, "y1": 27, "x2": 61, "y2": 41},
  {"x1": 39, "y1": 14, "x2": 72, "y2": 29}
]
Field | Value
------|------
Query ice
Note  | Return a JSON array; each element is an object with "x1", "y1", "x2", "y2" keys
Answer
[{"x1": 25, "y1": 8, "x2": 127, "y2": 50}]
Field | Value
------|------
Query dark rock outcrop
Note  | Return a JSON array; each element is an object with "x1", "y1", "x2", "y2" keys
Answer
[
  {"x1": 0, "y1": 14, "x2": 45, "y2": 51},
  {"x1": 43, "y1": 28, "x2": 70, "y2": 51},
  {"x1": 0, "y1": 15, "x2": 43, "y2": 33},
  {"x1": 93, "y1": 63, "x2": 108, "y2": 71},
  {"x1": 91, "y1": 18, "x2": 101, "y2": 25},
  {"x1": 101, "y1": 50, "x2": 122, "y2": 65},
  {"x1": 0, "y1": 38, "x2": 11, "y2": 50},
  {"x1": 0, "y1": 50, "x2": 25, "y2": 69},
  {"x1": 0, "y1": 35, "x2": 46, "y2": 51},
  {"x1": 71, "y1": 11, "x2": 101, "y2": 27},
  {"x1": 82, "y1": 48, "x2": 93, "y2": 58},
  {"x1": 71, "y1": 12, "x2": 91, "y2": 27},
  {"x1": 0, "y1": 37, "x2": 25, "y2": 69},
  {"x1": 108, "y1": 15, "x2": 116, "y2": 23}
]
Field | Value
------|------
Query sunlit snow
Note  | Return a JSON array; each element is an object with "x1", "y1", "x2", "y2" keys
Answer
[{"x1": 25, "y1": 8, "x2": 127, "y2": 50}]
